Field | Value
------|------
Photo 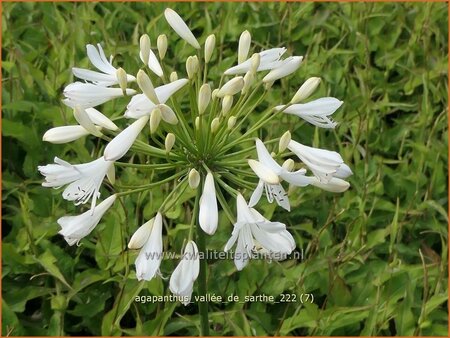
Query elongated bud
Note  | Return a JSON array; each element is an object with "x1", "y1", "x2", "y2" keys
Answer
[
  {"x1": 128, "y1": 219, "x2": 153, "y2": 249},
  {"x1": 204, "y1": 34, "x2": 216, "y2": 63},
  {"x1": 291, "y1": 77, "x2": 321, "y2": 103},
  {"x1": 188, "y1": 168, "x2": 200, "y2": 189},
  {"x1": 250, "y1": 53, "x2": 260, "y2": 73},
  {"x1": 165, "y1": 133, "x2": 175, "y2": 152},
  {"x1": 137, "y1": 70, "x2": 159, "y2": 104},
  {"x1": 242, "y1": 71, "x2": 254, "y2": 94},
  {"x1": 140, "y1": 34, "x2": 151, "y2": 66},
  {"x1": 150, "y1": 108, "x2": 161, "y2": 133},
  {"x1": 43, "y1": 125, "x2": 92, "y2": 144},
  {"x1": 279, "y1": 131, "x2": 291, "y2": 152},
  {"x1": 216, "y1": 77, "x2": 244, "y2": 97},
  {"x1": 198, "y1": 84, "x2": 211, "y2": 115},
  {"x1": 227, "y1": 116, "x2": 237, "y2": 130},
  {"x1": 210, "y1": 118, "x2": 220, "y2": 133},
  {"x1": 221, "y1": 95, "x2": 233, "y2": 115},
  {"x1": 212, "y1": 88, "x2": 219, "y2": 100},
  {"x1": 73, "y1": 106, "x2": 102, "y2": 137},
  {"x1": 164, "y1": 8, "x2": 200, "y2": 49},
  {"x1": 157, "y1": 34, "x2": 168, "y2": 60},
  {"x1": 186, "y1": 55, "x2": 199, "y2": 79},
  {"x1": 116, "y1": 67, "x2": 128, "y2": 94},
  {"x1": 248, "y1": 159, "x2": 280, "y2": 184},
  {"x1": 238, "y1": 30, "x2": 251, "y2": 64},
  {"x1": 282, "y1": 158, "x2": 295, "y2": 172},
  {"x1": 169, "y1": 71, "x2": 178, "y2": 82},
  {"x1": 195, "y1": 116, "x2": 200, "y2": 129},
  {"x1": 263, "y1": 56, "x2": 303, "y2": 83}
]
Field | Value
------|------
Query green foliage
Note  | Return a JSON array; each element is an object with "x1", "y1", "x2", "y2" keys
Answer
[{"x1": 2, "y1": 2, "x2": 448, "y2": 336}]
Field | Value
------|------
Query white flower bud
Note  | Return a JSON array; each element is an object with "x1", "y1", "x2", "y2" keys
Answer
[
  {"x1": 250, "y1": 53, "x2": 260, "y2": 73},
  {"x1": 164, "y1": 8, "x2": 200, "y2": 49},
  {"x1": 279, "y1": 131, "x2": 291, "y2": 152},
  {"x1": 150, "y1": 108, "x2": 161, "y2": 133},
  {"x1": 188, "y1": 168, "x2": 200, "y2": 189},
  {"x1": 169, "y1": 71, "x2": 178, "y2": 82},
  {"x1": 165, "y1": 133, "x2": 175, "y2": 152},
  {"x1": 242, "y1": 71, "x2": 254, "y2": 94},
  {"x1": 43, "y1": 125, "x2": 93, "y2": 144},
  {"x1": 186, "y1": 55, "x2": 199, "y2": 79},
  {"x1": 128, "y1": 219, "x2": 153, "y2": 249},
  {"x1": 137, "y1": 70, "x2": 159, "y2": 104},
  {"x1": 140, "y1": 34, "x2": 151, "y2": 66},
  {"x1": 157, "y1": 34, "x2": 168, "y2": 60},
  {"x1": 263, "y1": 56, "x2": 303, "y2": 83},
  {"x1": 204, "y1": 34, "x2": 216, "y2": 63},
  {"x1": 227, "y1": 116, "x2": 237, "y2": 130},
  {"x1": 210, "y1": 118, "x2": 220, "y2": 133},
  {"x1": 195, "y1": 116, "x2": 200, "y2": 129},
  {"x1": 198, "y1": 84, "x2": 211, "y2": 115},
  {"x1": 238, "y1": 30, "x2": 251, "y2": 64},
  {"x1": 116, "y1": 67, "x2": 128, "y2": 94},
  {"x1": 282, "y1": 158, "x2": 295, "y2": 172},
  {"x1": 212, "y1": 88, "x2": 219, "y2": 100},
  {"x1": 291, "y1": 77, "x2": 321, "y2": 103},
  {"x1": 221, "y1": 95, "x2": 233, "y2": 116},
  {"x1": 216, "y1": 77, "x2": 244, "y2": 97}
]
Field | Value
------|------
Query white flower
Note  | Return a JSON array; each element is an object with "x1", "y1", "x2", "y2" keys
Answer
[
  {"x1": 38, "y1": 156, "x2": 114, "y2": 209},
  {"x1": 224, "y1": 47, "x2": 287, "y2": 75},
  {"x1": 249, "y1": 139, "x2": 310, "y2": 211},
  {"x1": 199, "y1": 172, "x2": 218, "y2": 235},
  {"x1": 104, "y1": 116, "x2": 149, "y2": 161},
  {"x1": 262, "y1": 56, "x2": 303, "y2": 83},
  {"x1": 169, "y1": 241, "x2": 200, "y2": 305},
  {"x1": 43, "y1": 125, "x2": 93, "y2": 144},
  {"x1": 309, "y1": 177, "x2": 350, "y2": 193},
  {"x1": 224, "y1": 193, "x2": 295, "y2": 270},
  {"x1": 238, "y1": 30, "x2": 251, "y2": 64},
  {"x1": 72, "y1": 44, "x2": 136, "y2": 86},
  {"x1": 275, "y1": 97, "x2": 343, "y2": 129},
  {"x1": 287, "y1": 140, "x2": 351, "y2": 183},
  {"x1": 63, "y1": 82, "x2": 136, "y2": 109},
  {"x1": 129, "y1": 213, "x2": 163, "y2": 281},
  {"x1": 164, "y1": 8, "x2": 200, "y2": 49},
  {"x1": 57, "y1": 194, "x2": 116, "y2": 246},
  {"x1": 125, "y1": 79, "x2": 188, "y2": 119},
  {"x1": 291, "y1": 77, "x2": 321, "y2": 103}
]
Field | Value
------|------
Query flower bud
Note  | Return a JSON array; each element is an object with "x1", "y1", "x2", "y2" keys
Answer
[
  {"x1": 188, "y1": 168, "x2": 200, "y2": 189},
  {"x1": 291, "y1": 77, "x2": 321, "y2": 103},
  {"x1": 263, "y1": 56, "x2": 303, "y2": 83},
  {"x1": 204, "y1": 34, "x2": 216, "y2": 63},
  {"x1": 221, "y1": 95, "x2": 233, "y2": 115},
  {"x1": 216, "y1": 77, "x2": 244, "y2": 97},
  {"x1": 137, "y1": 70, "x2": 159, "y2": 104},
  {"x1": 238, "y1": 30, "x2": 251, "y2": 64},
  {"x1": 198, "y1": 84, "x2": 211, "y2": 115},
  {"x1": 186, "y1": 55, "x2": 199, "y2": 79},
  {"x1": 165, "y1": 133, "x2": 175, "y2": 152},
  {"x1": 210, "y1": 118, "x2": 220, "y2": 133},
  {"x1": 282, "y1": 158, "x2": 295, "y2": 172},
  {"x1": 250, "y1": 53, "x2": 260, "y2": 73},
  {"x1": 227, "y1": 116, "x2": 237, "y2": 130},
  {"x1": 164, "y1": 8, "x2": 200, "y2": 49},
  {"x1": 128, "y1": 219, "x2": 153, "y2": 249},
  {"x1": 169, "y1": 71, "x2": 178, "y2": 82},
  {"x1": 157, "y1": 34, "x2": 168, "y2": 60},
  {"x1": 116, "y1": 67, "x2": 128, "y2": 94},
  {"x1": 140, "y1": 34, "x2": 151, "y2": 66},
  {"x1": 195, "y1": 116, "x2": 200, "y2": 129},
  {"x1": 212, "y1": 88, "x2": 219, "y2": 100},
  {"x1": 242, "y1": 71, "x2": 254, "y2": 94},
  {"x1": 279, "y1": 131, "x2": 291, "y2": 152},
  {"x1": 150, "y1": 108, "x2": 161, "y2": 133}
]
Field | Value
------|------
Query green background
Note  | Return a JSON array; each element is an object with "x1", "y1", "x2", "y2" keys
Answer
[{"x1": 2, "y1": 2, "x2": 448, "y2": 336}]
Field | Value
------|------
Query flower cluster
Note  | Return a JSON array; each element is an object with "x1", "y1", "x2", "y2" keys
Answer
[{"x1": 38, "y1": 8, "x2": 352, "y2": 304}]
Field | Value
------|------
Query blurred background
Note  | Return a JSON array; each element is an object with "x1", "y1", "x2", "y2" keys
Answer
[{"x1": 2, "y1": 2, "x2": 448, "y2": 336}]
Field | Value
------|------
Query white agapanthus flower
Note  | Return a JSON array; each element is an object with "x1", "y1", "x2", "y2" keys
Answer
[
  {"x1": 129, "y1": 213, "x2": 164, "y2": 281},
  {"x1": 169, "y1": 241, "x2": 200, "y2": 305},
  {"x1": 224, "y1": 47, "x2": 287, "y2": 75},
  {"x1": 199, "y1": 172, "x2": 218, "y2": 235},
  {"x1": 72, "y1": 44, "x2": 136, "y2": 86},
  {"x1": 225, "y1": 194, "x2": 295, "y2": 270},
  {"x1": 57, "y1": 194, "x2": 116, "y2": 246}
]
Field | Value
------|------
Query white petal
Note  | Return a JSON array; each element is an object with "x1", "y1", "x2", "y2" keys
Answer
[
  {"x1": 42, "y1": 125, "x2": 90, "y2": 144},
  {"x1": 262, "y1": 56, "x2": 303, "y2": 83},
  {"x1": 310, "y1": 177, "x2": 350, "y2": 192},
  {"x1": 148, "y1": 50, "x2": 164, "y2": 77},
  {"x1": 248, "y1": 180, "x2": 264, "y2": 207},
  {"x1": 199, "y1": 172, "x2": 218, "y2": 235},
  {"x1": 255, "y1": 138, "x2": 282, "y2": 174},
  {"x1": 72, "y1": 68, "x2": 117, "y2": 86},
  {"x1": 156, "y1": 79, "x2": 189, "y2": 104},
  {"x1": 248, "y1": 159, "x2": 280, "y2": 185},
  {"x1": 86, "y1": 44, "x2": 116, "y2": 74},
  {"x1": 164, "y1": 8, "x2": 200, "y2": 49},
  {"x1": 335, "y1": 163, "x2": 353, "y2": 179},
  {"x1": 85, "y1": 108, "x2": 118, "y2": 131},
  {"x1": 73, "y1": 106, "x2": 102, "y2": 136},
  {"x1": 283, "y1": 97, "x2": 343, "y2": 117}
]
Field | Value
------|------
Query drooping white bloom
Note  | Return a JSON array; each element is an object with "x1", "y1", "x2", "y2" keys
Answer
[
  {"x1": 43, "y1": 125, "x2": 92, "y2": 144},
  {"x1": 125, "y1": 79, "x2": 188, "y2": 119},
  {"x1": 262, "y1": 56, "x2": 303, "y2": 83},
  {"x1": 249, "y1": 139, "x2": 310, "y2": 211},
  {"x1": 169, "y1": 241, "x2": 200, "y2": 305},
  {"x1": 164, "y1": 8, "x2": 200, "y2": 49},
  {"x1": 38, "y1": 156, "x2": 114, "y2": 209},
  {"x1": 224, "y1": 194, "x2": 295, "y2": 270},
  {"x1": 287, "y1": 140, "x2": 351, "y2": 183},
  {"x1": 224, "y1": 47, "x2": 287, "y2": 75},
  {"x1": 276, "y1": 97, "x2": 343, "y2": 129},
  {"x1": 104, "y1": 116, "x2": 149, "y2": 161},
  {"x1": 199, "y1": 172, "x2": 218, "y2": 235},
  {"x1": 63, "y1": 82, "x2": 136, "y2": 109},
  {"x1": 130, "y1": 213, "x2": 164, "y2": 281},
  {"x1": 57, "y1": 194, "x2": 116, "y2": 246},
  {"x1": 72, "y1": 44, "x2": 136, "y2": 87}
]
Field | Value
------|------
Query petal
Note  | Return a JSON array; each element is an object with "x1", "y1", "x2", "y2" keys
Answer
[
  {"x1": 164, "y1": 8, "x2": 200, "y2": 49},
  {"x1": 248, "y1": 159, "x2": 280, "y2": 185},
  {"x1": 262, "y1": 56, "x2": 303, "y2": 83},
  {"x1": 199, "y1": 172, "x2": 218, "y2": 235},
  {"x1": 248, "y1": 180, "x2": 264, "y2": 207},
  {"x1": 148, "y1": 50, "x2": 164, "y2": 77},
  {"x1": 85, "y1": 108, "x2": 118, "y2": 131},
  {"x1": 86, "y1": 44, "x2": 116, "y2": 74}
]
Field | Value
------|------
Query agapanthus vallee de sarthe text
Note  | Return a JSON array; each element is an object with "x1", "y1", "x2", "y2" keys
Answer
[{"x1": 38, "y1": 8, "x2": 352, "y2": 305}]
